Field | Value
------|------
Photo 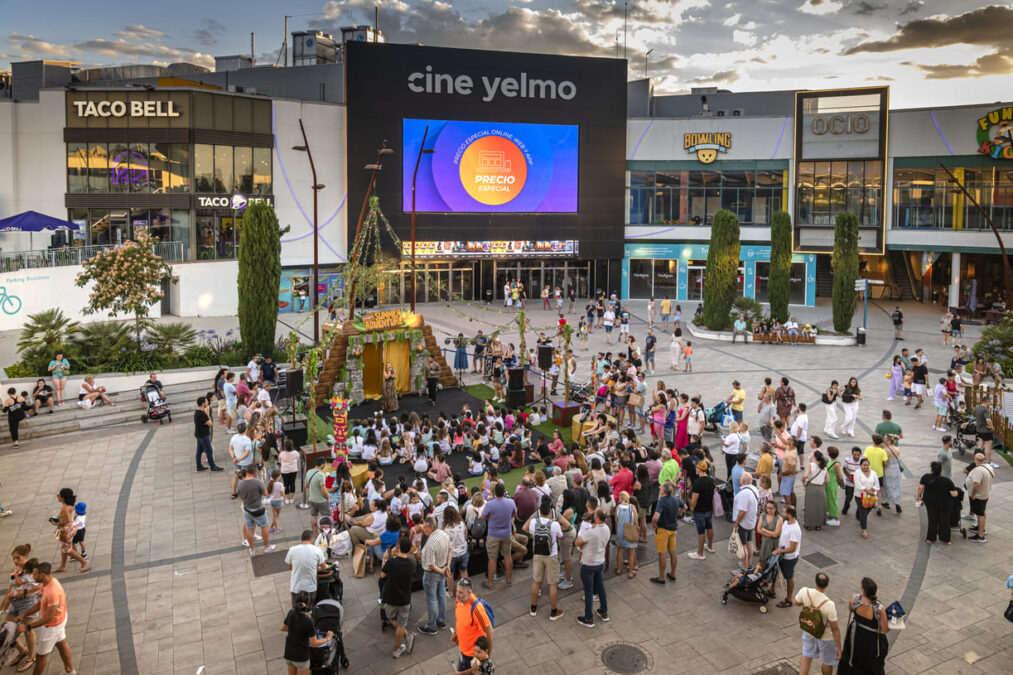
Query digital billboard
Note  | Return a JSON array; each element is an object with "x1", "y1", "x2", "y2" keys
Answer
[{"x1": 403, "y1": 119, "x2": 577, "y2": 212}]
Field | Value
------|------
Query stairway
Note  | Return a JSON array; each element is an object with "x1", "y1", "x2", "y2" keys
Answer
[
  {"x1": 887, "y1": 249, "x2": 917, "y2": 301},
  {"x1": 815, "y1": 254, "x2": 833, "y2": 297},
  {"x1": 0, "y1": 379, "x2": 210, "y2": 443}
]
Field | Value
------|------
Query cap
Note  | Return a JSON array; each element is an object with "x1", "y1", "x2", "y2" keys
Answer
[{"x1": 75, "y1": 502, "x2": 87, "y2": 515}]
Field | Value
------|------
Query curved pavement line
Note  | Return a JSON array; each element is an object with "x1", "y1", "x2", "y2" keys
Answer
[{"x1": 111, "y1": 428, "x2": 157, "y2": 675}]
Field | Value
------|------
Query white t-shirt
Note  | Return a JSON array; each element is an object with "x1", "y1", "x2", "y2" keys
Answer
[
  {"x1": 577, "y1": 522, "x2": 610, "y2": 566},
  {"x1": 732, "y1": 486, "x2": 758, "y2": 530},
  {"x1": 531, "y1": 516, "x2": 563, "y2": 557},
  {"x1": 778, "y1": 520, "x2": 802, "y2": 560},
  {"x1": 247, "y1": 360, "x2": 261, "y2": 381},
  {"x1": 603, "y1": 311, "x2": 615, "y2": 327},
  {"x1": 257, "y1": 388, "x2": 272, "y2": 406},
  {"x1": 722, "y1": 432, "x2": 741, "y2": 456},
  {"x1": 230, "y1": 434, "x2": 253, "y2": 466},
  {"x1": 790, "y1": 414, "x2": 809, "y2": 442}
]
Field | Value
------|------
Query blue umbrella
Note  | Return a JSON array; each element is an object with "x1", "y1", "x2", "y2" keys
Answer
[{"x1": 0, "y1": 210, "x2": 80, "y2": 232}]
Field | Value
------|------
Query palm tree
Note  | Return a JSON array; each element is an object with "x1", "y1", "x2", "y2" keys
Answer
[{"x1": 16, "y1": 308, "x2": 80, "y2": 356}]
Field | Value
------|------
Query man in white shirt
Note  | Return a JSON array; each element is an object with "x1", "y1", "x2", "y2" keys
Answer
[
  {"x1": 285, "y1": 529, "x2": 327, "y2": 606},
  {"x1": 432, "y1": 490, "x2": 457, "y2": 529},
  {"x1": 574, "y1": 509, "x2": 610, "y2": 627},
  {"x1": 523, "y1": 497, "x2": 570, "y2": 621},
  {"x1": 840, "y1": 447, "x2": 863, "y2": 516},
  {"x1": 732, "y1": 472, "x2": 759, "y2": 571},
  {"x1": 246, "y1": 355, "x2": 262, "y2": 384},
  {"x1": 602, "y1": 309, "x2": 615, "y2": 344},
  {"x1": 771, "y1": 505, "x2": 802, "y2": 608},
  {"x1": 793, "y1": 572, "x2": 842, "y2": 674},
  {"x1": 229, "y1": 422, "x2": 253, "y2": 499},
  {"x1": 257, "y1": 380, "x2": 273, "y2": 407},
  {"x1": 790, "y1": 403, "x2": 810, "y2": 457}
]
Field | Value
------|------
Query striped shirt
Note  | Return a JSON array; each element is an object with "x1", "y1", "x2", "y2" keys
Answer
[{"x1": 420, "y1": 529, "x2": 451, "y2": 573}]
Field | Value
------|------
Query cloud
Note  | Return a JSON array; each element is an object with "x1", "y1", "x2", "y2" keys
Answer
[
  {"x1": 901, "y1": 49, "x2": 1013, "y2": 79},
  {"x1": 898, "y1": 0, "x2": 922, "y2": 16},
  {"x1": 6, "y1": 32, "x2": 72, "y2": 57},
  {"x1": 690, "y1": 69, "x2": 740, "y2": 84},
  {"x1": 733, "y1": 30, "x2": 757, "y2": 46},
  {"x1": 850, "y1": 1, "x2": 884, "y2": 16},
  {"x1": 193, "y1": 19, "x2": 226, "y2": 45},
  {"x1": 845, "y1": 5, "x2": 1013, "y2": 53},
  {"x1": 113, "y1": 25, "x2": 164, "y2": 40},
  {"x1": 723, "y1": 13, "x2": 741, "y2": 27},
  {"x1": 800, "y1": 0, "x2": 843, "y2": 16}
]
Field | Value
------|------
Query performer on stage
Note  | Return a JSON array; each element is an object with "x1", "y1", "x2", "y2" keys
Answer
[
  {"x1": 454, "y1": 333, "x2": 469, "y2": 372},
  {"x1": 382, "y1": 362, "x2": 398, "y2": 412},
  {"x1": 426, "y1": 355, "x2": 442, "y2": 405}
]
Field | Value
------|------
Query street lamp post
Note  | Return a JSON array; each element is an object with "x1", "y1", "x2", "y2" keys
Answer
[
  {"x1": 410, "y1": 126, "x2": 435, "y2": 313},
  {"x1": 292, "y1": 119, "x2": 325, "y2": 344},
  {"x1": 645, "y1": 48, "x2": 653, "y2": 79}
]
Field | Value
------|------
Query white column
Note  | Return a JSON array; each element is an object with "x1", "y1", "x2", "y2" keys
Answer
[{"x1": 949, "y1": 252, "x2": 961, "y2": 309}]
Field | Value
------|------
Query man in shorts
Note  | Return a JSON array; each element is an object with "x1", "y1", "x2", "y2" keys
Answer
[
  {"x1": 644, "y1": 329, "x2": 657, "y2": 375},
  {"x1": 772, "y1": 505, "x2": 802, "y2": 608},
  {"x1": 381, "y1": 538, "x2": 417, "y2": 659},
  {"x1": 238, "y1": 466, "x2": 276, "y2": 554},
  {"x1": 660, "y1": 295, "x2": 672, "y2": 332},
  {"x1": 305, "y1": 457, "x2": 332, "y2": 534},
  {"x1": 14, "y1": 562, "x2": 74, "y2": 675},
  {"x1": 222, "y1": 371, "x2": 238, "y2": 432},
  {"x1": 602, "y1": 307, "x2": 615, "y2": 343},
  {"x1": 974, "y1": 399, "x2": 997, "y2": 468},
  {"x1": 793, "y1": 572, "x2": 842, "y2": 675},
  {"x1": 483, "y1": 483, "x2": 519, "y2": 588},
  {"x1": 229, "y1": 421, "x2": 252, "y2": 499},
  {"x1": 687, "y1": 463, "x2": 716, "y2": 560},
  {"x1": 523, "y1": 496, "x2": 568, "y2": 620},
  {"x1": 732, "y1": 472, "x2": 759, "y2": 571},
  {"x1": 891, "y1": 306, "x2": 904, "y2": 340},
  {"x1": 651, "y1": 481, "x2": 683, "y2": 584},
  {"x1": 965, "y1": 452, "x2": 994, "y2": 543}
]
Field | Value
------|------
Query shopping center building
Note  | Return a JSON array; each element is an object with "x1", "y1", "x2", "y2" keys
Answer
[{"x1": 1, "y1": 35, "x2": 1010, "y2": 329}]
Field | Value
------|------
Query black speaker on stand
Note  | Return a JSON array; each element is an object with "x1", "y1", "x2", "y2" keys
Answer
[
  {"x1": 284, "y1": 368, "x2": 305, "y2": 399},
  {"x1": 537, "y1": 344, "x2": 554, "y2": 371},
  {"x1": 506, "y1": 367, "x2": 526, "y2": 408}
]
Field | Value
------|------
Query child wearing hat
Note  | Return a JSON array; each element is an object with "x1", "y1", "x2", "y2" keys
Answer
[{"x1": 73, "y1": 502, "x2": 88, "y2": 559}]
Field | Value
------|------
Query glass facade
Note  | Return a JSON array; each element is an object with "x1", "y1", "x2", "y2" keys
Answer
[
  {"x1": 68, "y1": 206, "x2": 191, "y2": 259},
  {"x1": 67, "y1": 142, "x2": 192, "y2": 194},
  {"x1": 629, "y1": 169, "x2": 785, "y2": 226},
  {"x1": 795, "y1": 160, "x2": 882, "y2": 228},
  {"x1": 893, "y1": 165, "x2": 1013, "y2": 231}
]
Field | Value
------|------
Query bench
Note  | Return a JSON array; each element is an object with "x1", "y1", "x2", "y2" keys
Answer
[{"x1": 751, "y1": 332, "x2": 816, "y2": 344}]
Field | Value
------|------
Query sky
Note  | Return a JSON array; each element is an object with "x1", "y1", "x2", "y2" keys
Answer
[{"x1": 2, "y1": 0, "x2": 1011, "y2": 108}]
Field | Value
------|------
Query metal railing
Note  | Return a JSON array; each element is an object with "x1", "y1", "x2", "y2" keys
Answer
[{"x1": 0, "y1": 241, "x2": 185, "y2": 272}]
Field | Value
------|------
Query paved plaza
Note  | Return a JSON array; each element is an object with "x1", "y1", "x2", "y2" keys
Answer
[{"x1": 0, "y1": 299, "x2": 1010, "y2": 674}]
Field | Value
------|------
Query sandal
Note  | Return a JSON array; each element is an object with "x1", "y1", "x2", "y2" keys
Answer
[
  {"x1": 17, "y1": 658, "x2": 36, "y2": 673},
  {"x1": 627, "y1": 571, "x2": 635, "y2": 579},
  {"x1": 776, "y1": 600, "x2": 793, "y2": 608}
]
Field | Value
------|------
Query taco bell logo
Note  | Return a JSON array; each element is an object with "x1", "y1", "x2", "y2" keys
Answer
[{"x1": 231, "y1": 194, "x2": 247, "y2": 210}]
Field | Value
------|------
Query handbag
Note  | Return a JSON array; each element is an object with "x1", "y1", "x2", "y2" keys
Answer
[
  {"x1": 623, "y1": 522, "x2": 640, "y2": 543},
  {"x1": 712, "y1": 490, "x2": 725, "y2": 517},
  {"x1": 861, "y1": 491, "x2": 878, "y2": 508},
  {"x1": 628, "y1": 393, "x2": 644, "y2": 408},
  {"x1": 727, "y1": 531, "x2": 743, "y2": 558},
  {"x1": 351, "y1": 544, "x2": 367, "y2": 578}
]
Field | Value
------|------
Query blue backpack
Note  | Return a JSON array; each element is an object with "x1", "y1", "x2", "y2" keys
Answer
[{"x1": 471, "y1": 598, "x2": 495, "y2": 628}]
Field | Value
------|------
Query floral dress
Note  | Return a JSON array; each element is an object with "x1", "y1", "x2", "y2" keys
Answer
[{"x1": 882, "y1": 445, "x2": 902, "y2": 505}]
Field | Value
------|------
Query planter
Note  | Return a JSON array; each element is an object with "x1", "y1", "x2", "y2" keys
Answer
[
  {"x1": 552, "y1": 400, "x2": 581, "y2": 427},
  {"x1": 686, "y1": 322, "x2": 856, "y2": 346}
]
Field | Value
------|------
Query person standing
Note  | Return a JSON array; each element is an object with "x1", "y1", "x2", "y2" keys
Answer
[
  {"x1": 238, "y1": 466, "x2": 276, "y2": 554},
  {"x1": 840, "y1": 378, "x2": 861, "y2": 438},
  {"x1": 853, "y1": 459, "x2": 879, "y2": 539},
  {"x1": 383, "y1": 362, "x2": 399, "y2": 412},
  {"x1": 452, "y1": 579, "x2": 493, "y2": 671},
  {"x1": 281, "y1": 591, "x2": 334, "y2": 675},
  {"x1": 837, "y1": 577, "x2": 890, "y2": 675},
  {"x1": 773, "y1": 505, "x2": 802, "y2": 608},
  {"x1": 873, "y1": 410, "x2": 902, "y2": 442},
  {"x1": 758, "y1": 392, "x2": 776, "y2": 443},
  {"x1": 910, "y1": 357, "x2": 928, "y2": 409},
  {"x1": 801, "y1": 449, "x2": 828, "y2": 530},
  {"x1": 524, "y1": 495, "x2": 568, "y2": 620},
  {"x1": 644, "y1": 329, "x2": 657, "y2": 375},
  {"x1": 472, "y1": 331, "x2": 487, "y2": 374},
  {"x1": 881, "y1": 435, "x2": 903, "y2": 514},
  {"x1": 669, "y1": 329, "x2": 683, "y2": 370},
  {"x1": 454, "y1": 334, "x2": 470, "y2": 374},
  {"x1": 482, "y1": 483, "x2": 518, "y2": 589},
  {"x1": 824, "y1": 447, "x2": 844, "y2": 527},
  {"x1": 973, "y1": 398, "x2": 997, "y2": 468},
  {"x1": 2, "y1": 388, "x2": 27, "y2": 450},
  {"x1": 575, "y1": 509, "x2": 611, "y2": 628},
  {"x1": 891, "y1": 306, "x2": 904, "y2": 340},
  {"x1": 840, "y1": 447, "x2": 862, "y2": 517},
  {"x1": 794, "y1": 573, "x2": 842, "y2": 675},
  {"x1": 382, "y1": 538, "x2": 417, "y2": 659},
  {"x1": 602, "y1": 306, "x2": 615, "y2": 343},
  {"x1": 14, "y1": 562, "x2": 75, "y2": 675},
  {"x1": 732, "y1": 472, "x2": 759, "y2": 571},
  {"x1": 47, "y1": 351, "x2": 70, "y2": 406},
  {"x1": 229, "y1": 421, "x2": 253, "y2": 499},
  {"x1": 790, "y1": 404, "x2": 809, "y2": 458},
  {"x1": 888, "y1": 356, "x2": 904, "y2": 401},
  {"x1": 194, "y1": 396, "x2": 222, "y2": 472},
  {"x1": 426, "y1": 356, "x2": 441, "y2": 406},
  {"x1": 417, "y1": 516, "x2": 452, "y2": 636},
  {"x1": 687, "y1": 461, "x2": 716, "y2": 560},
  {"x1": 917, "y1": 462, "x2": 958, "y2": 545},
  {"x1": 965, "y1": 452, "x2": 994, "y2": 543},
  {"x1": 660, "y1": 295, "x2": 672, "y2": 331},
  {"x1": 285, "y1": 529, "x2": 327, "y2": 607},
  {"x1": 775, "y1": 378, "x2": 796, "y2": 428},
  {"x1": 651, "y1": 481, "x2": 683, "y2": 585},
  {"x1": 822, "y1": 381, "x2": 840, "y2": 439}
]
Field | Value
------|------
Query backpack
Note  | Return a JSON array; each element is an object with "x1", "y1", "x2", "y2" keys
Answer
[
  {"x1": 532, "y1": 517, "x2": 553, "y2": 557},
  {"x1": 891, "y1": 310, "x2": 902, "y2": 324},
  {"x1": 469, "y1": 517, "x2": 487, "y2": 540},
  {"x1": 799, "y1": 589, "x2": 829, "y2": 638},
  {"x1": 471, "y1": 598, "x2": 495, "y2": 628}
]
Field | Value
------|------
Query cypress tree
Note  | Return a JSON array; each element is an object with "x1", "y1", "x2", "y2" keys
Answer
[
  {"x1": 831, "y1": 212, "x2": 860, "y2": 333},
  {"x1": 702, "y1": 209, "x2": 741, "y2": 330},
  {"x1": 768, "y1": 211, "x2": 792, "y2": 323},
  {"x1": 238, "y1": 202, "x2": 284, "y2": 356}
]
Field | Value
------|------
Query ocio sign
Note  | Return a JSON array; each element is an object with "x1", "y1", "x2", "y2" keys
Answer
[
  {"x1": 810, "y1": 114, "x2": 870, "y2": 135},
  {"x1": 73, "y1": 100, "x2": 182, "y2": 118}
]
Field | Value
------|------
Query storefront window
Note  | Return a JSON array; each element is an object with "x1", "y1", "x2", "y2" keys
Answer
[
  {"x1": 892, "y1": 165, "x2": 1013, "y2": 231},
  {"x1": 67, "y1": 143, "x2": 88, "y2": 193},
  {"x1": 653, "y1": 259, "x2": 678, "y2": 299},
  {"x1": 253, "y1": 147, "x2": 272, "y2": 195},
  {"x1": 234, "y1": 147, "x2": 253, "y2": 194},
  {"x1": 629, "y1": 169, "x2": 782, "y2": 226},
  {"x1": 107, "y1": 143, "x2": 129, "y2": 194},
  {"x1": 629, "y1": 258, "x2": 653, "y2": 298},
  {"x1": 797, "y1": 160, "x2": 882, "y2": 228},
  {"x1": 214, "y1": 145, "x2": 233, "y2": 193},
  {"x1": 194, "y1": 144, "x2": 214, "y2": 192}
]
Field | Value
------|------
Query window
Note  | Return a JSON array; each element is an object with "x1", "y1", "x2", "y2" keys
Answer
[
  {"x1": 892, "y1": 165, "x2": 1013, "y2": 231},
  {"x1": 195, "y1": 144, "x2": 214, "y2": 192},
  {"x1": 253, "y1": 147, "x2": 272, "y2": 195},
  {"x1": 234, "y1": 147, "x2": 253, "y2": 194},
  {"x1": 214, "y1": 145, "x2": 233, "y2": 193},
  {"x1": 653, "y1": 259, "x2": 678, "y2": 298},
  {"x1": 629, "y1": 259, "x2": 653, "y2": 298},
  {"x1": 628, "y1": 169, "x2": 782, "y2": 226},
  {"x1": 796, "y1": 160, "x2": 882, "y2": 228},
  {"x1": 171, "y1": 144, "x2": 191, "y2": 193},
  {"x1": 67, "y1": 143, "x2": 89, "y2": 193}
]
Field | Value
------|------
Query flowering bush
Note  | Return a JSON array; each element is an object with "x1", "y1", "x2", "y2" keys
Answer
[
  {"x1": 75, "y1": 234, "x2": 178, "y2": 341},
  {"x1": 974, "y1": 319, "x2": 1013, "y2": 376}
]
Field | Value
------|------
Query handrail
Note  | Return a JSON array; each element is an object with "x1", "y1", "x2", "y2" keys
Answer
[{"x1": 0, "y1": 241, "x2": 185, "y2": 272}]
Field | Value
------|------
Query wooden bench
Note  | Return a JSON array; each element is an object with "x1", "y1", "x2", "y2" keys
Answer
[{"x1": 751, "y1": 332, "x2": 816, "y2": 344}]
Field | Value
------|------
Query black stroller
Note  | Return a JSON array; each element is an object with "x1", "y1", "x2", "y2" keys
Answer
[
  {"x1": 139, "y1": 383, "x2": 171, "y2": 424},
  {"x1": 721, "y1": 554, "x2": 781, "y2": 612},
  {"x1": 309, "y1": 598, "x2": 349, "y2": 673},
  {"x1": 947, "y1": 403, "x2": 977, "y2": 455}
]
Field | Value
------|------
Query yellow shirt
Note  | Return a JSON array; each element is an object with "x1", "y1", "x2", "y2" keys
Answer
[
  {"x1": 756, "y1": 453, "x2": 773, "y2": 478},
  {"x1": 660, "y1": 299, "x2": 672, "y2": 314},
  {"x1": 863, "y1": 445, "x2": 888, "y2": 478},
  {"x1": 731, "y1": 388, "x2": 746, "y2": 412}
]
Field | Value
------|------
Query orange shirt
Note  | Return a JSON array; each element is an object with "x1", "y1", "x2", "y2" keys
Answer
[
  {"x1": 40, "y1": 578, "x2": 67, "y2": 627},
  {"x1": 454, "y1": 593, "x2": 491, "y2": 657}
]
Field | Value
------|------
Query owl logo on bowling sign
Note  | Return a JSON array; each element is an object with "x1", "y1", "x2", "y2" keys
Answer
[{"x1": 684, "y1": 132, "x2": 732, "y2": 164}]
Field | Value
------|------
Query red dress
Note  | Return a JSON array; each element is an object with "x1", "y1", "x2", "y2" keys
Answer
[{"x1": 675, "y1": 404, "x2": 690, "y2": 450}]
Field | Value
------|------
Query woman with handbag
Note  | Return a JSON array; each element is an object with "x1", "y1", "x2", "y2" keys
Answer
[
  {"x1": 853, "y1": 459, "x2": 879, "y2": 539},
  {"x1": 840, "y1": 378, "x2": 862, "y2": 438},
  {"x1": 838, "y1": 577, "x2": 890, "y2": 675},
  {"x1": 801, "y1": 451, "x2": 828, "y2": 530},
  {"x1": 614, "y1": 491, "x2": 639, "y2": 578}
]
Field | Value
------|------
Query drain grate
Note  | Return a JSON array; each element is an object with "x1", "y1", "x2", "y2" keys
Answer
[
  {"x1": 601, "y1": 643, "x2": 650, "y2": 674},
  {"x1": 250, "y1": 549, "x2": 290, "y2": 577},
  {"x1": 751, "y1": 661, "x2": 797, "y2": 675},
  {"x1": 801, "y1": 551, "x2": 837, "y2": 568}
]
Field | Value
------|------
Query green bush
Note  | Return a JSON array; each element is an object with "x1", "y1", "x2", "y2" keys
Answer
[
  {"x1": 3, "y1": 361, "x2": 38, "y2": 379},
  {"x1": 831, "y1": 212, "x2": 860, "y2": 333},
  {"x1": 769, "y1": 211, "x2": 792, "y2": 323},
  {"x1": 147, "y1": 322, "x2": 198, "y2": 354},
  {"x1": 974, "y1": 320, "x2": 1013, "y2": 377},
  {"x1": 71, "y1": 322, "x2": 136, "y2": 371},
  {"x1": 238, "y1": 202, "x2": 284, "y2": 357},
  {"x1": 702, "y1": 209, "x2": 741, "y2": 330},
  {"x1": 731, "y1": 296, "x2": 766, "y2": 324}
]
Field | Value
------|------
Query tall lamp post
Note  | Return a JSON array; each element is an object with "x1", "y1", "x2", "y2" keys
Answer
[
  {"x1": 347, "y1": 142, "x2": 394, "y2": 316},
  {"x1": 410, "y1": 126, "x2": 435, "y2": 313},
  {"x1": 644, "y1": 48, "x2": 653, "y2": 79},
  {"x1": 292, "y1": 119, "x2": 325, "y2": 344}
]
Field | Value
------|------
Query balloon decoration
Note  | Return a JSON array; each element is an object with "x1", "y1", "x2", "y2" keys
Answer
[{"x1": 329, "y1": 396, "x2": 349, "y2": 464}]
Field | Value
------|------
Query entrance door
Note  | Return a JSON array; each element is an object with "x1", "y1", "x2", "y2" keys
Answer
[
  {"x1": 687, "y1": 266, "x2": 705, "y2": 300},
  {"x1": 452, "y1": 268, "x2": 473, "y2": 301}
]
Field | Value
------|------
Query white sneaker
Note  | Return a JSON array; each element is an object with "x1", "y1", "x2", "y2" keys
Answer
[
  {"x1": 249, "y1": 548, "x2": 256, "y2": 556},
  {"x1": 688, "y1": 552, "x2": 706, "y2": 560},
  {"x1": 0, "y1": 510, "x2": 11, "y2": 518},
  {"x1": 826, "y1": 519, "x2": 840, "y2": 527},
  {"x1": 887, "y1": 397, "x2": 895, "y2": 401},
  {"x1": 558, "y1": 579, "x2": 574, "y2": 590},
  {"x1": 988, "y1": 462, "x2": 1000, "y2": 469},
  {"x1": 254, "y1": 532, "x2": 263, "y2": 541},
  {"x1": 704, "y1": 545, "x2": 716, "y2": 553},
  {"x1": 264, "y1": 544, "x2": 277, "y2": 552},
  {"x1": 828, "y1": 433, "x2": 839, "y2": 439}
]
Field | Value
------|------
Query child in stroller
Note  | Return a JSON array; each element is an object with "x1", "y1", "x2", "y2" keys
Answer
[
  {"x1": 721, "y1": 554, "x2": 781, "y2": 612},
  {"x1": 309, "y1": 596, "x2": 349, "y2": 673},
  {"x1": 139, "y1": 383, "x2": 171, "y2": 424},
  {"x1": 946, "y1": 401, "x2": 978, "y2": 455}
]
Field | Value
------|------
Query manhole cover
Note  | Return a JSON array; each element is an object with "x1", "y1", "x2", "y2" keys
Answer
[
  {"x1": 601, "y1": 643, "x2": 649, "y2": 674},
  {"x1": 250, "y1": 549, "x2": 290, "y2": 577},
  {"x1": 801, "y1": 551, "x2": 837, "y2": 568},
  {"x1": 751, "y1": 662, "x2": 796, "y2": 675}
]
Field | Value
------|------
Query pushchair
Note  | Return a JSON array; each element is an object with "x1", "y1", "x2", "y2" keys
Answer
[
  {"x1": 721, "y1": 554, "x2": 781, "y2": 612},
  {"x1": 0, "y1": 620, "x2": 19, "y2": 669},
  {"x1": 309, "y1": 597, "x2": 350, "y2": 673},
  {"x1": 704, "y1": 400, "x2": 727, "y2": 433},
  {"x1": 139, "y1": 383, "x2": 171, "y2": 424},
  {"x1": 947, "y1": 403, "x2": 977, "y2": 455}
]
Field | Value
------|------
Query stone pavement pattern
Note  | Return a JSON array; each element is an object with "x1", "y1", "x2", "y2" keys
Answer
[{"x1": 0, "y1": 299, "x2": 1010, "y2": 674}]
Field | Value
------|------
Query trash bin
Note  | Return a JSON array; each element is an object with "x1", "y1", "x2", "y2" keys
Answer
[
  {"x1": 856, "y1": 327, "x2": 866, "y2": 346},
  {"x1": 485, "y1": 288, "x2": 493, "y2": 303}
]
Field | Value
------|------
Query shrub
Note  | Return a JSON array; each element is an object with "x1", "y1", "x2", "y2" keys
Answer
[
  {"x1": 769, "y1": 211, "x2": 792, "y2": 323},
  {"x1": 238, "y1": 202, "x2": 284, "y2": 357},
  {"x1": 731, "y1": 296, "x2": 766, "y2": 324},
  {"x1": 702, "y1": 209, "x2": 741, "y2": 330},
  {"x1": 16, "y1": 308, "x2": 80, "y2": 357},
  {"x1": 146, "y1": 322, "x2": 198, "y2": 354},
  {"x1": 831, "y1": 212, "x2": 859, "y2": 333},
  {"x1": 974, "y1": 320, "x2": 1013, "y2": 377},
  {"x1": 70, "y1": 322, "x2": 136, "y2": 371}
]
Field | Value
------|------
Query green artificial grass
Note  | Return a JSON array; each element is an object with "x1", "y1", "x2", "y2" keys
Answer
[
  {"x1": 431, "y1": 461, "x2": 548, "y2": 501},
  {"x1": 463, "y1": 384, "x2": 573, "y2": 445}
]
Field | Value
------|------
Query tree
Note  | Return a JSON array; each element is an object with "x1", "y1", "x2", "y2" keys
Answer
[
  {"x1": 702, "y1": 209, "x2": 741, "y2": 330},
  {"x1": 238, "y1": 202, "x2": 286, "y2": 356},
  {"x1": 831, "y1": 212, "x2": 860, "y2": 333},
  {"x1": 75, "y1": 234, "x2": 176, "y2": 341},
  {"x1": 769, "y1": 210, "x2": 792, "y2": 323}
]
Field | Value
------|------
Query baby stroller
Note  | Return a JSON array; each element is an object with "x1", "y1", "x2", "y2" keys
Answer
[
  {"x1": 947, "y1": 403, "x2": 977, "y2": 455},
  {"x1": 704, "y1": 400, "x2": 727, "y2": 433},
  {"x1": 721, "y1": 554, "x2": 781, "y2": 613},
  {"x1": 309, "y1": 598, "x2": 350, "y2": 673},
  {"x1": 139, "y1": 383, "x2": 171, "y2": 424},
  {"x1": 316, "y1": 561, "x2": 344, "y2": 605},
  {"x1": 0, "y1": 620, "x2": 19, "y2": 669}
]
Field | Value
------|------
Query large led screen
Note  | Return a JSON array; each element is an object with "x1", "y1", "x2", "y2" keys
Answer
[{"x1": 403, "y1": 119, "x2": 578, "y2": 213}]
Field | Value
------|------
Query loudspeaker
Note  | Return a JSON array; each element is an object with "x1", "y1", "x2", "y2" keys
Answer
[
  {"x1": 507, "y1": 367, "x2": 524, "y2": 389},
  {"x1": 537, "y1": 344, "x2": 554, "y2": 371},
  {"x1": 281, "y1": 420, "x2": 308, "y2": 449},
  {"x1": 506, "y1": 388, "x2": 526, "y2": 408},
  {"x1": 284, "y1": 368, "x2": 305, "y2": 398}
]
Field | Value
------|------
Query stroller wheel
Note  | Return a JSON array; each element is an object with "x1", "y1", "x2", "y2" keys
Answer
[
  {"x1": 168, "y1": 413, "x2": 172, "y2": 423},
  {"x1": 340, "y1": 656, "x2": 350, "y2": 669},
  {"x1": 141, "y1": 415, "x2": 148, "y2": 423},
  {"x1": 759, "y1": 605, "x2": 768, "y2": 614},
  {"x1": 159, "y1": 419, "x2": 164, "y2": 425}
]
